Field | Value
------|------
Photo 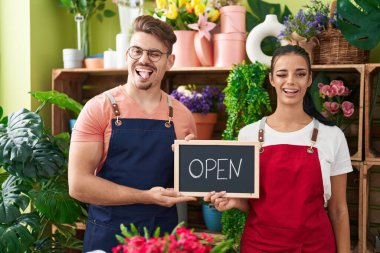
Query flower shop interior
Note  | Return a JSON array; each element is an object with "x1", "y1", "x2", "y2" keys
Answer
[{"x1": 1, "y1": 0, "x2": 380, "y2": 252}]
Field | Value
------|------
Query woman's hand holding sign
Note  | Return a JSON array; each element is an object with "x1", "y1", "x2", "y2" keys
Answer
[{"x1": 204, "y1": 191, "x2": 249, "y2": 212}]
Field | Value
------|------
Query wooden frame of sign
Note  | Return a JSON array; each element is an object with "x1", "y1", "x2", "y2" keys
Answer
[{"x1": 174, "y1": 140, "x2": 260, "y2": 198}]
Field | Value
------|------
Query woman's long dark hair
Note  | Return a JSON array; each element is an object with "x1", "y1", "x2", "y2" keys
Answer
[{"x1": 270, "y1": 45, "x2": 335, "y2": 126}]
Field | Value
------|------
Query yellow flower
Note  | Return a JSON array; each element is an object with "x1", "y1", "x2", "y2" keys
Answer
[
  {"x1": 165, "y1": 3, "x2": 178, "y2": 19},
  {"x1": 207, "y1": 9, "x2": 220, "y2": 22},
  {"x1": 194, "y1": 3, "x2": 205, "y2": 16},
  {"x1": 178, "y1": 0, "x2": 187, "y2": 8},
  {"x1": 156, "y1": 0, "x2": 168, "y2": 10},
  {"x1": 186, "y1": 3, "x2": 194, "y2": 13},
  {"x1": 191, "y1": 0, "x2": 200, "y2": 8}
]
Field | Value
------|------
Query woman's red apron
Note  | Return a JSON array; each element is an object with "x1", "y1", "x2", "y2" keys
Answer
[{"x1": 241, "y1": 118, "x2": 336, "y2": 253}]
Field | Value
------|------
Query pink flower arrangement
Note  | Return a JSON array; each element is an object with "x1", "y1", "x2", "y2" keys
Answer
[
  {"x1": 113, "y1": 223, "x2": 232, "y2": 253},
  {"x1": 317, "y1": 80, "x2": 355, "y2": 126}
]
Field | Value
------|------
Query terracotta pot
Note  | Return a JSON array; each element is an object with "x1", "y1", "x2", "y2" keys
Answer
[
  {"x1": 173, "y1": 30, "x2": 201, "y2": 67},
  {"x1": 84, "y1": 58, "x2": 104, "y2": 69},
  {"x1": 220, "y1": 5, "x2": 246, "y2": 34},
  {"x1": 194, "y1": 32, "x2": 213, "y2": 66},
  {"x1": 213, "y1": 33, "x2": 246, "y2": 67},
  {"x1": 192, "y1": 113, "x2": 218, "y2": 140}
]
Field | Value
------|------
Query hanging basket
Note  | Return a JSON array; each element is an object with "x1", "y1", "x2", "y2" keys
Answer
[{"x1": 313, "y1": 28, "x2": 370, "y2": 65}]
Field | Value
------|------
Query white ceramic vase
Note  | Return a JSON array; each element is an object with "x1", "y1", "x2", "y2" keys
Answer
[
  {"x1": 246, "y1": 14, "x2": 288, "y2": 67},
  {"x1": 118, "y1": 0, "x2": 143, "y2": 35}
]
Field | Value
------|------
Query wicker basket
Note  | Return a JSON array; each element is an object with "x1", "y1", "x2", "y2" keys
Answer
[{"x1": 312, "y1": 28, "x2": 370, "y2": 65}]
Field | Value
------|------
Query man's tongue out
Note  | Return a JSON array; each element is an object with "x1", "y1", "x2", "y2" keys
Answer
[{"x1": 136, "y1": 69, "x2": 153, "y2": 80}]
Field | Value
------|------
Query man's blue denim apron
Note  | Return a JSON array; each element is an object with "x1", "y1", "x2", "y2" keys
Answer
[{"x1": 83, "y1": 92, "x2": 178, "y2": 252}]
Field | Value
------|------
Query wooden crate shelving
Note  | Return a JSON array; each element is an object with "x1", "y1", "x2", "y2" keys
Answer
[
  {"x1": 365, "y1": 64, "x2": 380, "y2": 162},
  {"x1": 312, "y1": 64, "x2": 365, "y2": 161},
  {"x1": 363, "y1": 161, "x2": 380, "y2": 253}
]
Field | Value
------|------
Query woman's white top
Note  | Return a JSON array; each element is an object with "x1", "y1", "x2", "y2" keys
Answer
[{"x1": 238, "y1": 118, "x2": 353, "y2": 204}]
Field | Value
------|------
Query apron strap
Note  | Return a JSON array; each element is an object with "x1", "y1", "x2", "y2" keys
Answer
[
  {"x1": 105, "y1": 90, "x2": 174, "y2": 128},
  {"x1": 258, "y1": 117, "x2": 319, "y2": 154},
  {"x1": 165, "y1": 95, "x2": 174, "y2": 128},
  {"x1": 105, "y1": 91, "x2": 122, "y2": 126}
]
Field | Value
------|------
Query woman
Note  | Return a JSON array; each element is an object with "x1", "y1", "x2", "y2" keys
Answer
[{"x1": 205, "y1": 45, "x2": 352, "y2": 252}]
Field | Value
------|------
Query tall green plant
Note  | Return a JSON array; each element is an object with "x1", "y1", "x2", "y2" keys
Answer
[
  {"x1": 0, "y1": 91, "x2": 85, "y2": 253},
  {"x1": 59, "y1": 0, "x2": 116, "y2": 56},
  {"x1": 222, "y1": 62, "x2": 271, "y2": 140},
  {"x1": 221, "y1": 62, "x2": 271, "y2": 251},
  {"x1": 337, "y1": 0, "x2": 380, "y2": 50}
]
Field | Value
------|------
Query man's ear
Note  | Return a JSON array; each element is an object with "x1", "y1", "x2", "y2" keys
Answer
[{"x1": 166, "y1": 54, "x2": 175, "y2": 70}]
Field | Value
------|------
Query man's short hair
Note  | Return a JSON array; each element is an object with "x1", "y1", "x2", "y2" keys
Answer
[{"x1": 132, "y1": 15, "x2": 177, "y2": 54}]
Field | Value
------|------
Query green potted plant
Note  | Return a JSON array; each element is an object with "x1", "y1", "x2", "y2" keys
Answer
[
  {"x1": 221, "y1": 62, "x2": 271, "y2": 252},
  {"x1": 0, "y1": 91, "x2": 85, "y2": 252},
  {"x1": 59, "y1": 0, "x2": 116, "y2": 57}
]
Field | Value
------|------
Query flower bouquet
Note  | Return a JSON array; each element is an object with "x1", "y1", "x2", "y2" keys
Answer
[
  {"x1": 113, "y1": 223, "x2": 233, "y2": 253},
  {"x1": 152, "y1": 0, "x2": 220, "y2": 30},
  {"x1": 317, "y1": 80, "x2": 355, "y2": 127}
]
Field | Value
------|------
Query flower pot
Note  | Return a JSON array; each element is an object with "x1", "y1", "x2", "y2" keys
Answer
[
  {"x1": 173, "y1": 31, "x2": 201, "y2": 67},
  {"x1": 213, "y1": 33, "x2": 246, "y2": 67},
  {"x1": 62, "y1": 49, "x2": 84, "y2": 69},
  {"x1": 194, "y1": 32, "x2": 213, "y2": 67},
  {"x1": 202, "y1": 204, "x2": 222, "y2": 232},
  {"x1": 84, "y1": 58, "x2": 104, "y2": 69},
  {"x1": 117, "y1": 1, "x2": 143, "y2": 34},
  {"x1": 192, "y1": 113, "x2": 218, "y2": 140},
  {"x1": 220, "y1": 5, "x2": 246, "y2": 34},
  {"x1": 288, "y1": 32, "x2": 318, "y2": 64}
]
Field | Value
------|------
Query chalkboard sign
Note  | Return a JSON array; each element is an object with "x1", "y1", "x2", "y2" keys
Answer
[{"x1": 174, "y1": 140, "x2": 259, "y2": 198}]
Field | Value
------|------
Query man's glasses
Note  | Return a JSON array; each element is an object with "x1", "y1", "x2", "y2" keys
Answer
[{"x1": 127, "y1": 46, "x2": 169, "y2": 62}]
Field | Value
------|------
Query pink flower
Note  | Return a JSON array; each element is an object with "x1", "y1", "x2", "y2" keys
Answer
[
  {"x1": 342, "y1": 101, "x2": 354, "y2": 117},
  {"x1": 330, "y1": 80, "x2": 345, "y2": 96},
  {"x1": 318, "y1": 83, "x2": 334, "y2": 98},
  {"x1": 323, "y1": 101, "x2": 340, "y2": 115},
  {"x1": 187, "y1": 14, "x2": 216, "y2": 40}
]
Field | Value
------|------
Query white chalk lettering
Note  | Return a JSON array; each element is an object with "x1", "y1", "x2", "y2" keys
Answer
[
  {"x1": 230, "y1": 158, "x2": 242, "y2": 178},
  {"x1": 189, "y1": 159, "x2": 203, "y2": 178},
  {"x1": 217, "y1": 158, "x2": 228, "y2": 180},
  {"x1": 188, "y1": 158, "x2": 243, "y2": 179},
  {"x1": 205, "y1": 159, "x2": 217, "y2": 179}
]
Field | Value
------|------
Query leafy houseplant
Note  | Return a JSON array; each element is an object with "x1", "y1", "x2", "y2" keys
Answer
[
  {"x1": 221, "y1": 62, "x2": 271, "y2": 251},
  {"x1": 59, "y1": 0, "x2": 116, "y2": 56},
  {"x1": 0, "y1": 91, "x2": 85, "y2": 252},
  {"x1": 113, "y1": 223, "x2": 233, "y2": 253},
  {"x1": 337, "y1": 0, "x2": 380, "y2": 50}
]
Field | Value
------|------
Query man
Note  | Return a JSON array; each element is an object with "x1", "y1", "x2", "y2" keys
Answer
[{"x1": 68, "y1": 15, "x2": 197, "y2": 252}]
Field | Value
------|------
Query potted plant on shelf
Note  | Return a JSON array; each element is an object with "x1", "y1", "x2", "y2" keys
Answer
[
  {"x1": 152, "y1": 0, "x2": 220, "y2": 67},
  {"x1": 221, "y1": 62, "x2": 271, "y2": 252},
  {"x1": 279, "y1": 0, "x2": 332, "y2": 63},
  {"x1": 59, "y1": 0, "x2": 116, "y2": 57},
  {"x1": 171, "y1": 84, "x2": 224, "y2": 140},
  {"x1": 0, "y1": 91, "x2": 85, "y2": 252}
]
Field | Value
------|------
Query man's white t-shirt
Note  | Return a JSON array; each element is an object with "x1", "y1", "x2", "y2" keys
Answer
[{"x1": 238, "y1": 118, "x2": 353, "y2": 204}]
